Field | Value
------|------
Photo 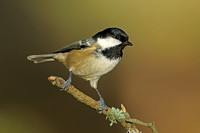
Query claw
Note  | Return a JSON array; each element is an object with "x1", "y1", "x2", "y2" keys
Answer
[
  {"x1": 60, "y1": 78, "x2": 71, "y2": 91},
  {"x1": 98, "y1": 97, "x2": 108, "y2": 114},
  {"x1": 60, "y1": 70, "x2": 72, "y2": 91}
]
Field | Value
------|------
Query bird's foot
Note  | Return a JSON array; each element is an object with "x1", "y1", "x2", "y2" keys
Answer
[
  {"x1": 98, "y1": 97, "x2": 108, "y2": 114},
  {"x1": 60, "y1": 78, "x2": 71, "y2": 91}
]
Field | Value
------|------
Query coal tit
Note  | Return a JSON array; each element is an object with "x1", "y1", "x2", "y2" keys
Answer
[{"x1": 27, "y1": 28, "x2": 133, "y2": 113}]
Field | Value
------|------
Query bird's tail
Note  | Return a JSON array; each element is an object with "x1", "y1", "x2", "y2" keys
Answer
[{"x1": 27, "y1": 54, "x2": 56, "y2": 64}]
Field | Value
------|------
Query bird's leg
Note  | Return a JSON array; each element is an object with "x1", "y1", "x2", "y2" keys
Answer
[
  {"x1": 60, "y1": 70, "x2": 72, "y2": 91},
  {"x1": 94, "y1": 88, "x2": 108, "y2": 113}
]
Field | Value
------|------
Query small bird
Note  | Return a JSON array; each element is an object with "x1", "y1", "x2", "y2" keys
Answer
[{"x1": 27, "y1": 28, "x2": 133, "y2": 113}]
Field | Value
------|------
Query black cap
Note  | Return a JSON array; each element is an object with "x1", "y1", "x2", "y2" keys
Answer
[{"x1": 93, "y1": 28, "x2": 132, "y2": 44}]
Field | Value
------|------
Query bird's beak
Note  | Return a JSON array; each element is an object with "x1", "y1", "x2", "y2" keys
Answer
[{"x1": 124, "y1": 41, "x2": 133, "y2": 46}]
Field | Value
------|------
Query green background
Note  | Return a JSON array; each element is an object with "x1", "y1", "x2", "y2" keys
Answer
[{"x1": 1, "y1": 0, "x2": 200, "y2": 133}]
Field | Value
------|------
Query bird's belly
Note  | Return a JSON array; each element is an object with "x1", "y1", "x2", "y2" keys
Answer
[{"x1": 71, "y1": 55, "x2": 120, "y2": 80}]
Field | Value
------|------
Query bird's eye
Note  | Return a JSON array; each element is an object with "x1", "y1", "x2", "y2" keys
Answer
[{"x1": 115, "y1": 35, "x2": 121, "y2": 40}]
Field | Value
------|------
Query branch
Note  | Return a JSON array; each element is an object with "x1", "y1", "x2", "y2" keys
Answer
[{"x1": 48, "y1": 76, "x2": 158, "y2": 133}]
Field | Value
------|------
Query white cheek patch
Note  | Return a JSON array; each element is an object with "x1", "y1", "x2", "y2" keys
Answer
[{"x1": 97, "y1": 37, "x2": 122, "y2": 50}]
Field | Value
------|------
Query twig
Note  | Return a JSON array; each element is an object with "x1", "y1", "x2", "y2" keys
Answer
[
  {"x1": 126, "y1": 119, "x2": 158, "y2": 133},
  {"x1": 48, "y1": 76, "x2": 158, "y2": 133}
]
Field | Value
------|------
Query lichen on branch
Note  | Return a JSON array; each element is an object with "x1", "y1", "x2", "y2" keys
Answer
[{"x1": 48, "y1": 76, "x2": 158, "y2": 133}]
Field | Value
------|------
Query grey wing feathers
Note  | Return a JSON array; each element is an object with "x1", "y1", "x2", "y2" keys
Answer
[
  {"x1": 27, "y1": 38, "x2": 96, "y2": 64},
  {"x1": 53, "y1": 38, "x2": 95, "y2": 53}
]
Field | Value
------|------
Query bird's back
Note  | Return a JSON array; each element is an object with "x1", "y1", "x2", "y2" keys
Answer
[{"x1": 63, "y1": 43, "x2": 120, "y2": 80}]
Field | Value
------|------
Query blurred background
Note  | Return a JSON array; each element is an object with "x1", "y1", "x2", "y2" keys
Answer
[{"x1": 0, "y1": 0, "x2": 200, "y2": 133}]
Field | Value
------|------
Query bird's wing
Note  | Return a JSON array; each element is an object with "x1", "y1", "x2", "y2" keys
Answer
[{"x1": 53, "y1": 38, "x2": 96, "y2": 53}]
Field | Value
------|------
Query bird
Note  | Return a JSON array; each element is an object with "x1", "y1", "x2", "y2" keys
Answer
[{"x1": 27, "y1": 27, "x2": 133, "y2": 113}]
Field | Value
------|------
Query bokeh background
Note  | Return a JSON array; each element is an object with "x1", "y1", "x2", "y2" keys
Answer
[{"x1": 1, "y1": 0, "x2": 200, "y2": 133}]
